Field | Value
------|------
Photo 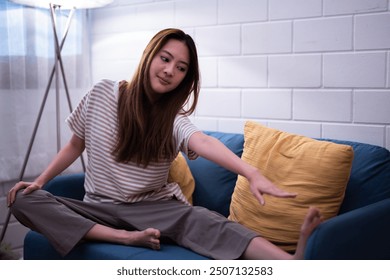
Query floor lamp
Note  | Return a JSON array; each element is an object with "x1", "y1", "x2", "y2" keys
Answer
[{"x1": 0, "y1": 0, "x2": 112, "y2": 246}]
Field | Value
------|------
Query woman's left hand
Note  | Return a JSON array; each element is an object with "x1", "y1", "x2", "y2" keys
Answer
[{"x1": 247, "y1": 170, "x2": 297, "y2": 205}]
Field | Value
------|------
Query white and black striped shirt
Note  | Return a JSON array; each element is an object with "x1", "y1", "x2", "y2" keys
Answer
[{"x1": 66, "y1": 79, "x2": 199, "y2": 204}]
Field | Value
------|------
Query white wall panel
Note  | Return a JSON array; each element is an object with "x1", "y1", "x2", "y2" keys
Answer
[{"x1": 90, "y1": 0, "x2": 390, "y2": 148}]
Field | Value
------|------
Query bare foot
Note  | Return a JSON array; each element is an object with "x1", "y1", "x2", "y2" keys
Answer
[
  {"x1": 293, "y1": 207, "x2": 322, "y2": 259},
  {"x1": 85, "y1": 224, "x2": 161, "y2": 250},
  {"x1": 301, "y1": 207, "x2": 322, "y2": 237},
  {"x1": 124, "y1": 228, "x2": 161, "y2": 250}
]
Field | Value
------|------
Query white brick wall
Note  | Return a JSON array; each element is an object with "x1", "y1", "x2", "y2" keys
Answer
[
  {"x1": 269, "y1": 54, "x2": 322, "y2": 87},
  {"x1": 355, "y1": 13, "x2": 390, "y2": 50},
  {"x1": 293, "y1": 90, "x2": 352, "y2": 122},
  {"x1": 354, "y1": 90, "x2": 390, "y2": 124},
  {"x1": 219, "y1": 0, "x2": 267, "y2": 23},
  {"x1": 196, "y1": 89, "x2": 241, "y2": 117},
  {"x1": 219, "y1": 56, "x2": 267, "y2": 87},
  {"x1": 90, "y1": 0, "x2": 390, "y2": 151},
  {"x1": 387, "y1": 126, "x2": 390, "y2": 148},
  {"x1": 243, "y1": 22, "x2": 292, "y2": 54},
  {"x1": 242, "y1": 89, "x2": 292, "y2": 120},
  {"x1": 323, "y1": 0, "x2": 388, "y2": 15},
  {"x1": 294, "y1": 17, "x2": 353, "y2": 52},
  {"x1": 175, "y1": 0, "x2": 217, "y2": 26},
  {"x1": 196, "y1": 26, "x2": 241, "y2": 56},
  {"x1": 324, "y1": 52, "x2": 387, "y2": 88},
  {"x1": 269, "y1": 0, "x2": 322, "y2": 20}
]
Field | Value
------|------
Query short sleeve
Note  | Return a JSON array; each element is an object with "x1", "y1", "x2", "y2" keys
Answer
[
  {"x1": 65, "y1": 91, "x2": 90, "y2": 139},
  {"x1": 173, "y1": 114, "x2": 200, "y2": 160}
]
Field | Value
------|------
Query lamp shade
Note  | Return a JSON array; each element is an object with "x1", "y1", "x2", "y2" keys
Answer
[{"x1": 9, "y1": 0, "x2": 113, "y2": 9}]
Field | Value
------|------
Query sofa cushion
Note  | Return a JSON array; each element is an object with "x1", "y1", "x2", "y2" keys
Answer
[
  {"x1": 168, "y1": 152, "x2": 195, "y2": 204},
  {"x1": 43, "y1": 173, "x2": 85, "y2": 200},
  {"x1": 229, "y1": 121, "x2": 354, "y2": 252},
  {"x1": 304, "y1": 198, "x2": 390, "y2": 260},
  {"x1": 185, "y1": 131, "x2": 244, "y2": 217},
  {"x1": 24, "y1": 231, "x2": 209, "y2": 260},
  {"x1": 325, "y1": 140, "x2": 390, "y2": 214}
]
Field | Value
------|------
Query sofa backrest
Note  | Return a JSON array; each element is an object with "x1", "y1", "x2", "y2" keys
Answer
[
  {"x1": 323, "y1": 139, "x2": 390, "y2": 214},
  {"x1": 44, "y1": 172, "x2": 85, "y2": 200},
  {"x1": 185, "y1": 131, "x2": 244, "y2": 217}
]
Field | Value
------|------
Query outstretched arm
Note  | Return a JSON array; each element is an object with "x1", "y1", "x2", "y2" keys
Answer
[
  {"x1": 7, "y1": 134, "x2": 85, "y2": 206},
  {"x1": 188, "y1": 131, "x2": 296, "y2": 205}
]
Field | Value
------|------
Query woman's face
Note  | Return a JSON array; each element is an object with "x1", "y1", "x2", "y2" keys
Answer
[{"x1": 148, "y1": 39, "x2": 190, "y2": 100}]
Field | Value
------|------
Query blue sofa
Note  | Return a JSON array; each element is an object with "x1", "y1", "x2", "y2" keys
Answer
[{"x1": 23, "y1": 131, "x2": 390, "y2": 260}]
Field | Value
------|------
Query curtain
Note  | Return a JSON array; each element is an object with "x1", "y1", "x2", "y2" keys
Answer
[{"x1": 0, "y1": 0, "x2": 90, "y2": 182}]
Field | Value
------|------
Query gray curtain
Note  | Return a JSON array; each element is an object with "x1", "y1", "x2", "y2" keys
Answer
[{"x1": 0, "y1": 0, "x2": 90, "y2": 182}]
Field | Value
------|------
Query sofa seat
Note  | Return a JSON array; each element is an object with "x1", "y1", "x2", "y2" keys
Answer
[{"x1": 24, "y1": 231, "x2": 208, "y2": 260}]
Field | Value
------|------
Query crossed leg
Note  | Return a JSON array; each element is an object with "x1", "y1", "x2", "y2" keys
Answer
[{"x1": 85, "y1": 225, "x2": 161, "y2": 250}]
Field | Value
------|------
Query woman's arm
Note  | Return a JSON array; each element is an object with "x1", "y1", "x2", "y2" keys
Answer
[
  {"x1": 188, "y1": 131, "x2": 296, "y2": 205},
  {"x1": 7, "y1": 134, "x2": 85, "y2": 206}
]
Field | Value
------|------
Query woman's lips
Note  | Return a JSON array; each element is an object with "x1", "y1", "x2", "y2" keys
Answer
[{"x1": 157, "y1": 76, "x2": 170, "y2": 85}]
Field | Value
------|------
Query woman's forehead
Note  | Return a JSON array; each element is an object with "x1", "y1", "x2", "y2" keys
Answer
[{"x1": 160, "y1": 39, "x2": 190, "y2": 65}]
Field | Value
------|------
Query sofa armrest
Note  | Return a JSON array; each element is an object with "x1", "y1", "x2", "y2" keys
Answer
[
  {"x1": 304, "y1": 198, "x2": 390, "y2": 259},
  {"x1": 43, "y1": 173, "x2": 85, "y2": 200}
]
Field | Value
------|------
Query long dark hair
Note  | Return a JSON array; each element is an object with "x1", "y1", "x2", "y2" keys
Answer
[{"x1": 113, "y1": 28, "x2": 200, "y2": 166}]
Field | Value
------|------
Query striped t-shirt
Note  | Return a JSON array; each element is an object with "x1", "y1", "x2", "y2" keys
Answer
[{"x1": 66, "y1": 79, "x2": 200, "y2": 205}]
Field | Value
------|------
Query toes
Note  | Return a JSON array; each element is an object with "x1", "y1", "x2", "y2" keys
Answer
[
  {"x1": 153, "y1": 229, "x2": 161, "y2": 239},
  {"x1": 145, "y1": 228, "x2": 160, "y2": 238},
  {"x1": 143, "y1": 228, "x2": 161, "y2": 250},
  {"x1": 307, "y1": 206, "x2": 320, "y2": 218},
  {"x1": 151, "y1": 242, "x2": 160, "y2": 250},
  {"x1": 149, "y1": 237, "x2": 160, "y2": 250},
  {"x1": 300, "y1": 207, "x2": 323, "y2": 236},
  {"x1": 306, "y1": 207, "x2": 322, "y2": 224}
]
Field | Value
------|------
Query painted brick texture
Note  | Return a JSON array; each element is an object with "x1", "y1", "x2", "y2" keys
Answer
[{"x1": 90, "y1": 0, "x2": 390, "y2": 150}]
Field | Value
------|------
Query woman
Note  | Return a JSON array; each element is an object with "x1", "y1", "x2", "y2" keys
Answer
[{"x1": 8, "y1": 28, "x2": 321, "y2": 259}]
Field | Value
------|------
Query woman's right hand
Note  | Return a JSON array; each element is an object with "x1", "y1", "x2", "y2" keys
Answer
[
  {"x1": 7, "y1": 181, "x2": 42, "y2": 207},
  {"x1": 7, "y1": 134, "x2": 85, "y2": 208}
]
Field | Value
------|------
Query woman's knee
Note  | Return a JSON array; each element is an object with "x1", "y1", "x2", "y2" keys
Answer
[{"x1": 10, "y1": 189, "x2": 51, "y2": 213}]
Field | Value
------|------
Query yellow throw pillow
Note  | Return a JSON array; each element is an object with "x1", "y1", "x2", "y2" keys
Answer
[
  {"x1": 229, "y1": 121, "x2": 354, "y2": 252},
  {"x1": 168, "y1": 152, "x2": 195, "y2": 204}
]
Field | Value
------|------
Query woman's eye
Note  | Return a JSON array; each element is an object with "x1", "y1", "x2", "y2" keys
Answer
[
  {"x1": 161, "y1": 56, "x2": 169, "y2": 62},
  {"x1": 177, "y1": 66, "x2": 187, "y2": 72}
]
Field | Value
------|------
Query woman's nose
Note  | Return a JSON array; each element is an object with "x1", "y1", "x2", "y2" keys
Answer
[{"x1": 164, "y1": 64, "x2": 174, "y2": 76}]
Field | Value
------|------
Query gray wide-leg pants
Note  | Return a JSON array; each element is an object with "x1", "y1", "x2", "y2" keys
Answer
[{"x1": 10, "y1": 189, "x2": 258, "y2": 259}]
